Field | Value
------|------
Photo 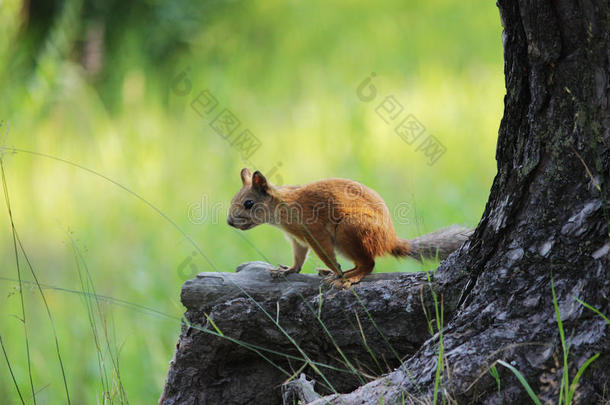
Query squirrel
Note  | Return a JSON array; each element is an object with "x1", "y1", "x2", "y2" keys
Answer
[{"x1": 227, "y1": 168, "x2": 473, "y2": 288}]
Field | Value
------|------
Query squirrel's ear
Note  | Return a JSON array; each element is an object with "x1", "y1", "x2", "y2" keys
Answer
[
  {"x1": 240, "y1": 168, "x2": 252, "y2": 185},
  {"x1": 252, "y1": 171, "x2": 268, "y2": 193}
]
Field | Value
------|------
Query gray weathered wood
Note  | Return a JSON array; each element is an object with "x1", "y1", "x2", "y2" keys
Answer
[
  {"x1": 181, "y1": 261, "x2": 415, "y2": 309},
  {"x1": 282, "y1": 373, "x2": 321, "y2": 404},
  {"x1": 159, "y1": 261, "x2": 465, "y2": 405}
]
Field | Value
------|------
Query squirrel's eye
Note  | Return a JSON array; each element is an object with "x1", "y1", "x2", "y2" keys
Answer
[{"x1": 244, "y1": 200, "x2": 254, "y2": 209}]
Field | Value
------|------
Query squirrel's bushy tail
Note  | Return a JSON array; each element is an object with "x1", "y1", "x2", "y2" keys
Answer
[{"x1": 391, "y1": 225, "x2": 473, "y2": 261}]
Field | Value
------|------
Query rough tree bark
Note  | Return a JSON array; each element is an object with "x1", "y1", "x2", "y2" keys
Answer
[{"x1": 161, "y1": 1, "x2": 609, "y2": 403}]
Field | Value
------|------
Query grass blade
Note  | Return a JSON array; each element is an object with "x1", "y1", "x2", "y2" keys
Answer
[
  {"x1": 497, "y1": 360, "x2": 541, "y2": 405},
  {"x1": 426, "y1": 270, "x2": 444, "y2": 405},
  {"x1": 1, "y1": 158, "x2": 37, "y2": 404},
  {"x1": 575, "y1": 299, "x2": 610, "y2": 325},
  {"x1": 567, "y1": 353, "x2": 599, "y2": 404},
  {"x1": 489, "y1": 365, "x2": 501, "y2": 394},
  {"x1": 0, "y1": 334, "x2": 26, "y2": 405},
  {"x1": 15, "y1": 234, "x2": 72, "y2": 404},
  {"x1": 551, "y1": 277, "x2": 569, "y2": 404},
  {"x1": 68, "y1": 234, "x2": 129, "y2": 403}
]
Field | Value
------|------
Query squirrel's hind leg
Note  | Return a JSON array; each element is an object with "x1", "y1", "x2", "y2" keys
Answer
[
  {"x1": 331, "y1": 223, "x2": 377, "y2": 287},
  {"x1": 330, "y1": 259, "x2": 374, "y2": 288}
]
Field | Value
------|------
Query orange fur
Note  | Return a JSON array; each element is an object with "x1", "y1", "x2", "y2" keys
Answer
[{"x1": 227, "y1": 169, "x2": 411, "y2": 287}]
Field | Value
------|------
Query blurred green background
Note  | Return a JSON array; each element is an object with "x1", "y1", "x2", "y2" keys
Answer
[{"x1": 0, "y1": 0, "x2": 503, "y2": 402}]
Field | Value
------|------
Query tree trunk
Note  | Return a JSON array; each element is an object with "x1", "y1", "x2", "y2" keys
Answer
[
  {"x1": 160, "y1": 0, "x2": 609, "y2": 403},
  {"x1": 309, "y1": 0, "x2": 610, "y2": 403}
]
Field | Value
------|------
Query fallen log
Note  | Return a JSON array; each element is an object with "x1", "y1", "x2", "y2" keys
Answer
[{"x1": 159, "y1": 260, "x2": 468, "y2": 404}]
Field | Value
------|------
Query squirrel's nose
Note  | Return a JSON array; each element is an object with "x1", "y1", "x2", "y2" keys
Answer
[{"x1": 227, "y1": 217, "x2": 235, "y2": 227}]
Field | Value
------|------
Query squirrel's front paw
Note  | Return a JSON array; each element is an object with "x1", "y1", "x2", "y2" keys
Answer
[{"x1": 269, "y1": 264, "x2": 294, "y2": 278}]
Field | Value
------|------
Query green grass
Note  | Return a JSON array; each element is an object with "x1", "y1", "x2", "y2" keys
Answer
[
  {"x1": 497, "y1": 360, "x2": 542, "y2": 405},
  {"x1": 494, "y1": 279, "x2": 600, "y2": 405},
  {"x1": 0, "y1": 0, "x2": 503, "y2": 402}
]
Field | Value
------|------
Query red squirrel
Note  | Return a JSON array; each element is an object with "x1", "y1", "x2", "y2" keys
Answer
[{"x1": 227, "y1": 168, "x2": 472, "y2": 288}]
